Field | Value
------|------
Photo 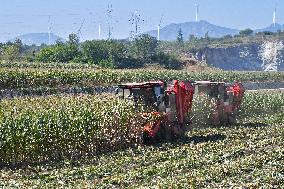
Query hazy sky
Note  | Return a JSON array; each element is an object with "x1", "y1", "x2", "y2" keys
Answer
[{"x1": 0, "y1": 0, "x2": 282, "y2": 42}]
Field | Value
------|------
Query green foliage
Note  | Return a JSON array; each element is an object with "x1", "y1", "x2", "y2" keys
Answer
[
  {"x1": 0, "y1": 39, "x2": 23, "y2": 62},
  {"x1": 36, "y1": 43, "x2": 79, "y2": 63},
  {"x1": 159, "y1": 29, "x2": 284, "y2": 55},
  {"x1": 188, "y1": 34, "x2": 198, "y2": 42},
  {"x1": 36, "y1": 47, "x2": 53, "y2": 62},
  {"x1": 98, "y1": 56, "x2": 115, "y2": 69},
  {"x1": 14, "y1": 38, "x2": 23, "y2": 50},
  {"x1": 2, "y1": 45, "x2": 21, "y2": 62},
  {"x1": 222, "y1": 34, "x2": 233, "y2": 39},
  {"x1": 238, "y1": 91, "x2": 284, "y2": 120},
  {"x1": 177, "y1": 28, "x2": 184, "y2": 45},
  {"x1": 0, "y1": 68, "x2": 283, "y2": 90},
  {"x1": 1, "y1": 124, "x2": 284, "y2": 188},
  {"x1": 239, "y1": 28, "x2": 254, "y2": 36},
  {"x1": 205, "y1": 31, "x2": 210, "y2": 39},
  {"x1": 255, "y1": 31, "x2": 274, "y2": 36},
  {"x1": 153, "y1": 52, "x2": 182, "y2": 69},
  {"x1": 0, "y1": 61, "x2": 98, "y2": 69},
  {"x1": 0, "y1": 95, "x2": 144, "y2": 163},
  {"x1": 81, "y1": 40, "x2": 108, "y2": 64},
  {"x1": 80, "y1": 40, "x2": 126, "y2": 67},
  {"x1": 131, "y1": 34, "x2": 158, "y2": 61},
  {"x1": 52, "y1": 44, "x2": 79, "y2": 63},
  {"x1": 0, "y1": 91, "x2": 283, "y2": 188},
  {"x1": 67, "y1": 33, "x2": 80, "y2": 46}
]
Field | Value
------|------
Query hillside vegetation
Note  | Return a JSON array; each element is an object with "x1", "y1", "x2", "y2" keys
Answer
[{"x1": 1, "y1": 29, "x2": 284, "y2": 70}]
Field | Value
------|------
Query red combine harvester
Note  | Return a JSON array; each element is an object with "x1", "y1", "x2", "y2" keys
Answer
[{"x1": 117, "y1": 80, "x2": 245, "y2": 142}]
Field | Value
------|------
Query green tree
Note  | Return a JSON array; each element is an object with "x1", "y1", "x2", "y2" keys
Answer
[
  {"x1": 205, "y1": 31, "x2": 210, "y2": 40},
  {"x1": 68, "y1": 33, "x2": 80, "y2": 47},
  {"x1": 2, "y1": 45, "x2": 21, "y2": 62},
  {"x1": 36, "y1": 43, "x2": 79, "y2": 63},
  {"x1": 81, "y1": 40, "x2": 108, "y2": 64},
  {"x1": 177, "y1": 28, "x2": 184, "y2": 45},
  {"x1": 223, "y1": 34, "x2": 233, "y2": 39},
  {"x1": 239, "y1": 28, "x2": 254, "y2": 36},
  {"x1": 189, "y1": 34, "x2": 197, "y2": 42},
  {"x1": 131, "y1": 34, "x2": 158, "y2": 61},
  {"x1": 55, "y1": 39, "x2": 64, "y2": 46},
  {"x1": 81, "y1": 40, "x2": 126, "y2": 67},
  {"x1": 2, "y1": 39, "x2": 22, "y2": 62},
  {"x1": 36, "y1": 47, "x2": 53, "y2": 62},
  {"x1": 52, "y1": 44, "x2": 79, "y2": 63},
  {"x1": 14, "y1": 38, "x2": 23, "y2": 52}
]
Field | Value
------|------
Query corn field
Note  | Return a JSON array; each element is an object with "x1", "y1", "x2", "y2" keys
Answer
[
  {"x1": 0, "y1": 91, "x2": 283, "y2": 165},
  {"x1": 0, "y1": 68, "x2": 283, "y2": 89},
  {"x1": 0, "y1": 95, "x2": 147, "y2": 164},
  {"x1": 238, "y1": 91, "x2": 284, "y2": 122}
]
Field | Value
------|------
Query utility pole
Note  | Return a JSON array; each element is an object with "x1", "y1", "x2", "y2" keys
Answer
[
  {"x1": 77, "y1": 19, "x2": 85, "y2": 41},
  {"x1": 158, "y1": 14, "x2": 164, "y2": 41},
  {"x1": 129, "y1": 10, "x2": 144, "y2": 40},
  {"x1": 107, "y1": 4, "x2": 114, "y2": 40}
]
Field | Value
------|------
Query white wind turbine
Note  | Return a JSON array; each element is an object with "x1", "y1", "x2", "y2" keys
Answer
[
  {"x1": 48, "y1": 16, "x2": 52, "y2": 45},
  {"x1": 195, "y1": 3, "x2": 199, "y2": 22},
  {"x1": 273, "y1": 5, "x2": 277, "y2": 27}
]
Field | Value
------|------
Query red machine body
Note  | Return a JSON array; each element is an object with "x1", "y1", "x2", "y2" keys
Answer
[{"x1": 117, "y1": 80, "x2": 245, "y2": 141}]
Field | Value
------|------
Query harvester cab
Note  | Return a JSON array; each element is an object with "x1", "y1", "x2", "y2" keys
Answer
[
  {"x1": 117, "y1": 81, "x2": 166, "y2": 111},
  {"x1": 116, "y1": 80, "x2": 245, "y2": 142}
]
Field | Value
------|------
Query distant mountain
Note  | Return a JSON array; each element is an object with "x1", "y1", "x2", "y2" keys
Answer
[
  {"x1": 145, "y1": 20, "x2": 284, "y2": 41},
  {"x1": 12, "y1": 33, "x2": 65, "y2": 46},
  {"x1": 145, "y1": 20, "x2": 240, "y2": 41},
  {"x1": 255, "y1": 23, "x2": 284, "y2": 33}
]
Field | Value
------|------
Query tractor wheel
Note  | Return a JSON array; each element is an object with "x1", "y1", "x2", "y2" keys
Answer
[
  {"x1": 142, "y1": 131, "x2": 154, "y2": 144},
  {"x1": 228, "y1": 113, "x2": 237, "y2": 125},
  {"x1": 160, "y1": 123, "x2": 172, "y2": 141}
]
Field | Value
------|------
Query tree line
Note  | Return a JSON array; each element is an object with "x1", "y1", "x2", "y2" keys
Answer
[
  {"x1": 0, "y1": 34, "x2": 181, "y2": 69},
  {"x1": 1, "y1": 28, "x2": 284, "y2": 69}
]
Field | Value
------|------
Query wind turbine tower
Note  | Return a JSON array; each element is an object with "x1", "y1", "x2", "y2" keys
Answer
[
  {"x1": 98, "y1": 23, "x2": 101, "y2": 39},
  {"x1": 157, "y1": 25, "x2": 160, "y2": 41},
  {"x1": 48, "y1": 16, "x2": 52, "y2": 45},
  {"x1": 273, "y1": 6, "x2": 277, "y2": 27},
  {"x1": 195, "y1": 4, "x2": 199, "y2": 22}
]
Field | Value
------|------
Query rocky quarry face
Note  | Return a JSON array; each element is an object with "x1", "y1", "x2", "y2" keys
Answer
[{"x1": 195, "y1": 40, "x2": 284, "y2": 71}]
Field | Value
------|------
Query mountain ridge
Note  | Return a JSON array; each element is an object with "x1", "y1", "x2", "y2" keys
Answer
[
  {"x1": 9, "y1": 21, "x2": 284, "y2": 44},
  {"x1": 11, "y1": 33, "x2": 64, "y2": 46},
  {"x1": 145, "y1": 20, "x2": 284, "y2": 41}
]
